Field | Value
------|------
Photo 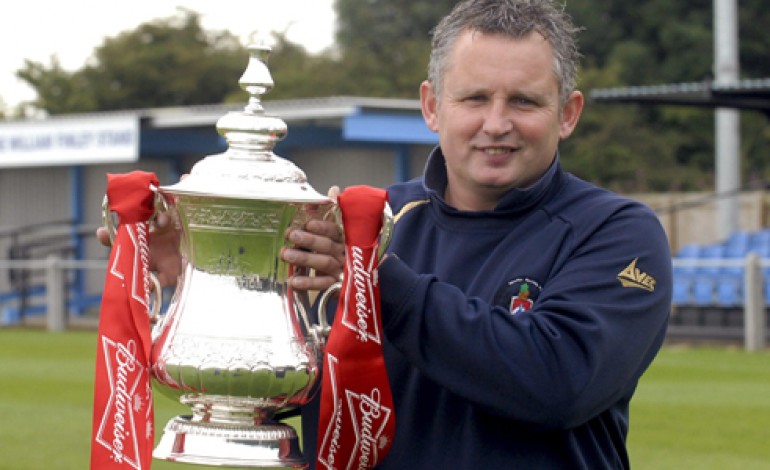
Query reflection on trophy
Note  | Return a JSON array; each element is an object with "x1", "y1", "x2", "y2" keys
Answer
[{"x1": 102, "y1": 41, "x2": 391, "y2": 468}]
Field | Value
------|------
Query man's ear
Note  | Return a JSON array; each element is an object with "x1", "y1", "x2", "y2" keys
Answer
[
  {"x1": 420, "y1": 80, "x2": 439, "y2": 132},
  {"x1": 559, "y1": 90, "x2": 584, "y2": 140}
]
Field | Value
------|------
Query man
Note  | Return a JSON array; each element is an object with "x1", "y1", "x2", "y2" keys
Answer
[
  {"x1": 101, "y1": 0, "x2": 671, "y2": 467},
  {"x1": 282, "y1": 0, "x2": 672, "y2": 468}
]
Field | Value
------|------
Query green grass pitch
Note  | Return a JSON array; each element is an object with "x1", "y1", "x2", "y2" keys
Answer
[{"x1": 1, "y1": 328, "x2": 769, "y2": 469}]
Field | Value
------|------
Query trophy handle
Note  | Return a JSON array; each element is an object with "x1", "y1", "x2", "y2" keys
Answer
[
  {"x1": 101, "y1": 193, "x2": 166, "y2": 323},
  {"x1": 314, "y1": 202, "x2": 394, "y2": 338}
]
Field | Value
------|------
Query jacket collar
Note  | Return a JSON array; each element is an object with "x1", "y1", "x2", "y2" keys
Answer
[{"x1": 422, "y1": 146, "x2": 562, "y2": 216}]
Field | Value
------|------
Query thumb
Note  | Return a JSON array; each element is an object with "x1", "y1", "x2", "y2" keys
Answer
[{"x1": 327, "y1": 185, "x2": 340, "y2": 203}]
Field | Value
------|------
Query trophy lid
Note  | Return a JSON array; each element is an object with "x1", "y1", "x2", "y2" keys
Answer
[{"x1": 161, "y1": 40, "x2": 329, "y2": 203}]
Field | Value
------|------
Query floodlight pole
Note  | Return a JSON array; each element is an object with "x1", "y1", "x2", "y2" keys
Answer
[{"x1": 714, "y1": 0, "x2": 740, "y2": 240}]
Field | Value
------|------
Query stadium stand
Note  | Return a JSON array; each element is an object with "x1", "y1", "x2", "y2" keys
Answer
[{"x1": 672, "y1": 228, "x2": 770, "y2": 307}]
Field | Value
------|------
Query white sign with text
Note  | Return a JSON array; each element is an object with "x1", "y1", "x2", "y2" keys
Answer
[{"x1": 0, "y1": 116, "x2": 139, "y2": 168}]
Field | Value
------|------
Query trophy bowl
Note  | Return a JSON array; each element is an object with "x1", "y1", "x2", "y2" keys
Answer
[{"x1": 148, "y1": 188, "x2": 331, "y2": 468}]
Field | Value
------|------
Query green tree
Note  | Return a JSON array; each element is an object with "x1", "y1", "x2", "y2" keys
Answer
[
  {"x1": 16, "y1": 10, "x2": 248, "y2": 114},
  {"x1": 267, "y1": 35, "x2": 346, "y2": 100},
  {"x1": 738, "y1": 0, "x2": 770, "y2": 77},
  {"x1": 737, "y1": 0, "x2": 770, "y2": 188},
  {"x1": 565, "y1": 0, "x2": 746, "y2": 191},
  {"x1": 16, "y1": 57, "x2": 97, "y2": 115},
  {"x1": 331, "y1": 0, "x2": 457, "y2": 98}
]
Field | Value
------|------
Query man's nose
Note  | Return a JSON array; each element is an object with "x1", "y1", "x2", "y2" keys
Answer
[{"x1": 483, "y1": 101, "x2": 514, "y2": 136}]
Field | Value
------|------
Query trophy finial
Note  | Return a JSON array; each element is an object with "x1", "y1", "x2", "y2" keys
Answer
[
  {"x1": 216, "y1": 38, "x2": 288, "y2": 157},
  {"x1": 166, "y1": 34, "x2": 326, "y2": 201},
  {"x1": 240, "y1": 39, "x2": 274, "y2": 114}
]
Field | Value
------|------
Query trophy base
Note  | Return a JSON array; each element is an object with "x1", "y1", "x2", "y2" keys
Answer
[{"x1": 153, "y1": 415, "x2": 308, "y2": 469}]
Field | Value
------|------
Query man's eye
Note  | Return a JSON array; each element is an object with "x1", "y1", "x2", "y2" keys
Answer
[{"x1": 513, "y1": 97, "x2": 536, "y2": 106}]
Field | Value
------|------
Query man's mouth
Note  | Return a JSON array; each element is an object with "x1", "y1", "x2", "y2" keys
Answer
[{"x1": 478, "y1": 146, "x2": 519, "y2": 157}]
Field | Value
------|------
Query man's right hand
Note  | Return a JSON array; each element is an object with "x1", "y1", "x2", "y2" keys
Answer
[{"x1": 96, "y1": 211, "x2": 182, "y2": 288}]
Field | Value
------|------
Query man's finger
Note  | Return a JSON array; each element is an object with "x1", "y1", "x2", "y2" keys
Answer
[
  {"x1": 288, "y1": 226, "x2": 344, "y2": 257},
  {"x1": 96, "y1": 227, "x2": 111, "y2": 247},
  {"x1": 288, "y1": 274, "x2": 339, "y2": 291},
  {"x1": 306, "y1": 218, "x2": 343, "y2": 242},
  {"x1": 282, "y1": 247, "x2": 343, "y2": 275}
]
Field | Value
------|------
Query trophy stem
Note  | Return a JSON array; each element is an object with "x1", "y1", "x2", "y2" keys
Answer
[
  {"x1": 184, "y1": 396, "x2": 279, "y2": 426},
  {"x1": 154, "y1": 415, "x2": 307, "y2": 469}
]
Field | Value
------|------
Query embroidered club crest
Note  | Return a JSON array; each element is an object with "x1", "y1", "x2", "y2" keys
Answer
[{"x1": 495, "y1": 277, "x2": 542, "y2": 315}]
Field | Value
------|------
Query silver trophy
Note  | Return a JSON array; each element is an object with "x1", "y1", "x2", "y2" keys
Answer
[{"x1": 103, "y1": 41, "x2": 392, "y2": 468}]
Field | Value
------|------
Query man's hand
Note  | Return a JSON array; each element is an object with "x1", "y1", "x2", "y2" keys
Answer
[
  {"x1": 96, "y1": 211, "x2": 182, "y2": 287},
  {"x1": 281, "y1": 186, "x2": 345, "y2": 291}
]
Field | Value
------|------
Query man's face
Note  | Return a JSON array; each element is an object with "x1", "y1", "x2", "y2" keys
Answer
[{"x1": 420, "y1": 30, "x2": 583, "y2": 210}]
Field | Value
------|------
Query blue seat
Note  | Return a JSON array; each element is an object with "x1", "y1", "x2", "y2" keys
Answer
[
  {"x1": 715, "y1": 275, "x2": 743, "y2": 306},
  {"x1": 699, "y1": 244, "x2": 724, "y2": 273},
  {"x1": 719, "y1": 255, "x2": 744, "y2": 278},
  {"x1": 672, "y1": 276, "x2": 693, "y2": 305},
  {"x1": 676, "y1": 244, "x2": 702, "y2": 258},
  {"x1": 725, "y1": 230, "x2": 750, "y2": 258},
  {"x1": 672, "y1": 244, "x2": 702, "y2": 305},
  {"x1": 673, "y1": 244, "x2": 701, "y2": 278},
  {"x1": 692, "y1": 276, "x2": 716, "y2": 305},
  {"x1": 720, "y1": 231, "x2": 750, "y2": 279},
  {"x1": 690, "y1": 245, "x2": 725, "y2": 306},
  {"x1": 749, "y1": 229, "x2": 770, "y2": 257}
]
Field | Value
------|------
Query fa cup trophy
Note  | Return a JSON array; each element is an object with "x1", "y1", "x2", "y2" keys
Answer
[{"x1": 103, "y1": 41, "x2": 392, "y2": 468}]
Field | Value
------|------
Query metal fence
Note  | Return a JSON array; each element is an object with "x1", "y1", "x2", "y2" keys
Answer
[{"x1": 0, "y1": 256, "x2": 105, "y2": 331}]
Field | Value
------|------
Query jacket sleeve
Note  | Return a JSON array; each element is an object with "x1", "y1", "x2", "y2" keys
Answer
[{"x1": 377, "y1": 207, "x2": 672, "y2": 430}]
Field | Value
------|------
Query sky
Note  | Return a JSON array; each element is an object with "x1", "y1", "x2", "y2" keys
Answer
[{"x1": 0, "y1": 0, "x2": 336, "y2": 108}]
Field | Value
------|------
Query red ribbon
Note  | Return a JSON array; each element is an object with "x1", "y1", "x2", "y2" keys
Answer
[
  {"x1": 316, "y1": 186, "x2": 396, "y2": 470},
  {"x1": 91, "y1": 171, "x2": 158, "y2": 470}
]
